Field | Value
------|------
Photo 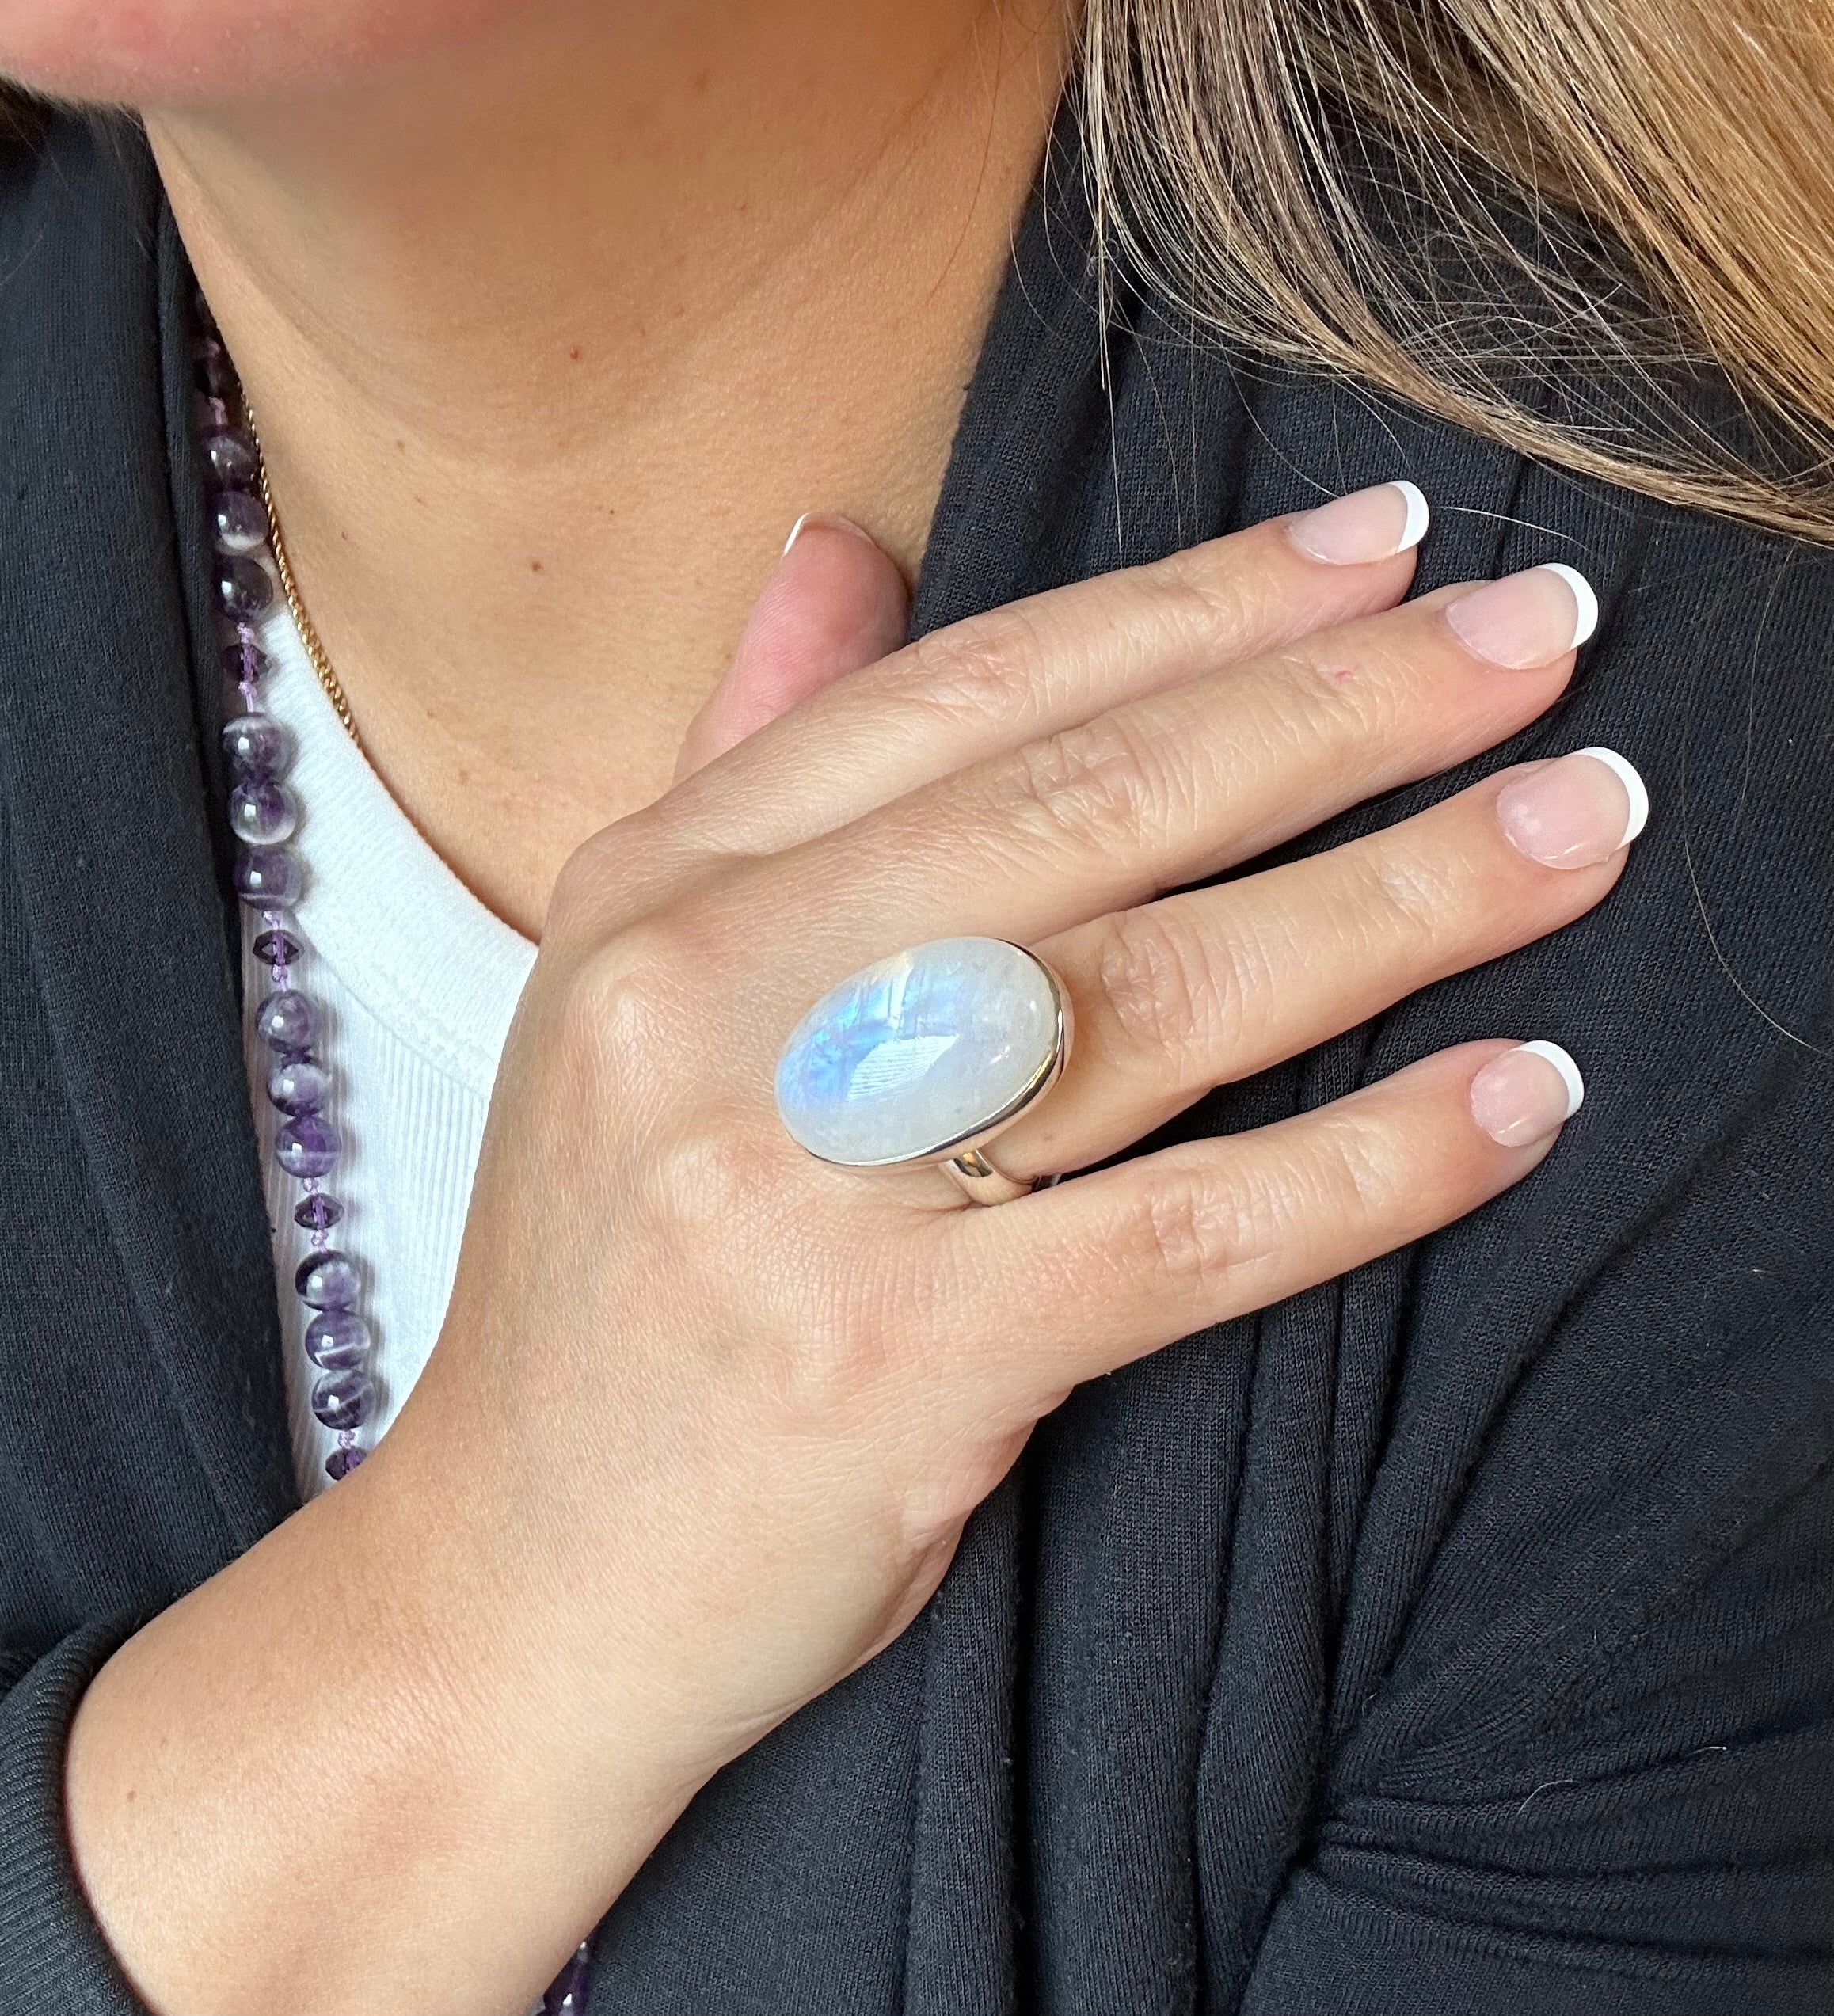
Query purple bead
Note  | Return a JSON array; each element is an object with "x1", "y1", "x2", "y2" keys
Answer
[
  {"x1": 221, "y1": 638, "x2": 272, "y2": 686},
  {"x1": 230, "y1": 778, "x2": 297, "y2": 846},
  {"x1": 202, "y1": 427, "x2": 259, "y2": 489},
  {"x1": 294, "y1": 1191, "x2": 344, "y2": 1232},
  {"x1": 325, "y1": 1444, "x2": 367, "y2": 1481},
  {"x1": 304, "y1": 1309, "x2": 370, "y2": 1371},
  {"x1": 221, "y1": 713, "x2": 291, "y2": 778},
  {"x1": 254, "y1": 927, "x2": 303, "y2": 967},
  {"x1": 268, "y1": 1055, "x2": 330, "y2": 1116},
  {"x1": 215, "y1": 554, "x2": 274, "y2": 621},
  {"x1": 540, "y1": 1948, "x2": 593, "y2": 2015},
  {"x1": 194, "y1": 347, "x2": 234, "y2": 398},
  {"x1": 255, "y1": 988, "x2": 317, "y2": 1052},
  {"x1": 234, "y1": 847, "x2": 302, "y2": 908},
  {"x1": 277, "y1": 1113, "x2": 342, "y2": 1180},
  {"x1": 311, "y1": 1367, "x2": 374, "y2": 1432},
  {"x1": 295, "y1": 1250, "x2": 359, "y2": 1310},
  {"x1": 211, "y1": 488, "x2": 268, "y2": 555}
]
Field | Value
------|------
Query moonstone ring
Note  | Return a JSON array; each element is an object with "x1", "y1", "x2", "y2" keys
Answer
[{"x1": 774, "y1": 936, "x2": 1073, "y2": 1204}]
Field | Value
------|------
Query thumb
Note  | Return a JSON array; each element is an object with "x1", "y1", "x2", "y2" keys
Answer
[{"x1": 674, "y1": 514, "x2": 911, "y2": 781}]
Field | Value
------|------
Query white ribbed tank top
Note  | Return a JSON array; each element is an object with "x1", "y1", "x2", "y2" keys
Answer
[{"x1": 240, "y1": 603, "x2": 536, "y2": 1500}]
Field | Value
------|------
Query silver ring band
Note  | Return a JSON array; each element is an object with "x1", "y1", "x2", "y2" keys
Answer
[{"x1": 940, "y1": 1148, "x2": 1061, "y2": 1207}]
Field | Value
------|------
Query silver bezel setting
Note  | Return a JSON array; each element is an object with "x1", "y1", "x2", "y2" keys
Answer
[{"x1": 786, "y1": 942, "x2": 1074, "y2": 1172}]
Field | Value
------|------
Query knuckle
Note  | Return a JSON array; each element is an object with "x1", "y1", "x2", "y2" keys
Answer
[
  {"x1": 544, "y1": 837, "x2": 618, "y2": 945},
  {"x1": 1127, "y1": 1167, "x2": 1254, "y2": 1299},
  {"x1": 1092, "y1": 906, "x2": 1239, "y2": 1063},
  {"x1": 890, "y1": 561, "x2": 1242, "y2": 735},
  {"x1": 639, "y1": 1111, "x2": 786, "y2": 1246},
  {"x1": 1149, "y1": 544, "x2": 1263, "y2": 643},
  {"x1": 544, "y1": 808, "x2": 673, "y2": 945},
  {"x1": 1315, "y1": 1109, "x2": 1411, "y2": 1225},
  {"x1": 1072, "y1": 561, "x2": 1261, "y2": 696},
  {"x1": 993, "y1": 713, "x2": 1173, "y2": 852},
  {"x1": 737, "y1": 1229, "x2": 915, "y2": 1435},
  {"x1": 641, "y1": 1135, "x2": 894, "y2": 1427},
  {"x1": 881, "y1": 605, "x2": 1052, "y2": 732},
  {"x1": 1353, "y1": 843, "x2": 1461, "y2": 960},
  {"x1": 550, "y1": 921, "x2": 694, "y2": 1105},
  {"x1": 771, "y1": 1294, "x2": 896, "y2": 1430}
]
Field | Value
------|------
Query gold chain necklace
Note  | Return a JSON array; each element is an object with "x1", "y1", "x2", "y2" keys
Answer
[{"x1": 247, "y1": 413, "x2": 363, "y2": 749}]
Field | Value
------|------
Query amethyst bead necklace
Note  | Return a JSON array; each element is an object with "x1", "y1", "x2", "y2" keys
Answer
[
  {"x1": 194, "y1": 299, "x2": 594, "y2": 2016},
  {"x1": 199, "y1": 317, "x2": 374, "y2": 1485}
]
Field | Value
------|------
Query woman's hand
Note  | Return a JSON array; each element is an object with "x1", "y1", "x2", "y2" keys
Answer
[
  {"x1": 68, "y1": 483, "x2": 1640, "y2": 2015},
  {"x1": 427, "y1": 485, "x2": 1629, "y2": 1960}
]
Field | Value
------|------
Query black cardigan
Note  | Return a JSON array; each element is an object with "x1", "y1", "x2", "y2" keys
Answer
[{"x1": 2, "y1": 114, "x2": 1831, "y2": 2016}]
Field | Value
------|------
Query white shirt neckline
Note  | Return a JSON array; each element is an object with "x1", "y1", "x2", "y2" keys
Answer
[{"x1": 257, "y1": 603, "x2": 538, "y2": 1100}]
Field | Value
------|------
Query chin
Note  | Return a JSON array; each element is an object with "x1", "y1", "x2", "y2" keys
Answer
[{"x1": 0, "y1": 0, "x2": 527, "y2": 106}]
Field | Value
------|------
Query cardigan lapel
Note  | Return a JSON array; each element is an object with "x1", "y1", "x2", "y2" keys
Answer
[{"x1": 0, "y1": 118, "x2": 296, "y2": 1551}]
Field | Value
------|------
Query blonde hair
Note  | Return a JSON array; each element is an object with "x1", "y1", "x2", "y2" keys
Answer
[{"x1": 1080, "y1": 0, "x2": 1834, "y2": 540}]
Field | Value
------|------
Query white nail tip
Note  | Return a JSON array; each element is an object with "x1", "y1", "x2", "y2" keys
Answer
[
  {"x1": 1540, "y1": 562, "x2": 1599, "y2": 649},
  {"x1": 1576, "y1": 745, "x2": 1650, "y2": 845},
  {"x1": 1515, "y1": 1040, "x2": 1585, "y2": 1120},
  {"x1": 782, "y1": 512, "x2": 814, "y2": 557},
  {"x1": 1392, "y1": 481, "x2": 1430, "y2": 552}
]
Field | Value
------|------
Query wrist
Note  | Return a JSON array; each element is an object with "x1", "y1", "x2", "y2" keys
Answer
[
  {"x1": 348, "y1": 1392, "x2": 717, "y2": 1856},
  {"x1": 65, "y1": 1413, "x2": 708, "y2": 2014}
]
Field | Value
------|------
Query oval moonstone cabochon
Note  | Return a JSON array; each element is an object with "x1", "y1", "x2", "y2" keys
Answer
[{"x1": 775, "y1": 937, "x2": 1063, "y2": 1167}]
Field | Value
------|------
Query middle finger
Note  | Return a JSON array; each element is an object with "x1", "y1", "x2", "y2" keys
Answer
[{"x1": 711, "y1": 561, "x2": 1596, "y2": 980}]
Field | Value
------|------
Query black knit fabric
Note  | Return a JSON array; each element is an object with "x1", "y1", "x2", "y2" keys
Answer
[{"x1": 2, "y1": 114, "x2": 1830, "y2": 2015}]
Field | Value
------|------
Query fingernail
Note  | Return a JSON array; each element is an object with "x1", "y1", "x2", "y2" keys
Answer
[
  {"x1": 783, "y1": 512, "x2": 873, "y2": 557},
  {"x1": 1470, "y1": 1040, "x2": 1585, "y2": 1147},
  {"x1": 1287, "y1": 481, "x2": 1429, "y2": 564},
  {"x1": 1497, "y1": 747, "x2": 1649, "y2": 867},
  {"x1": 1444, "y1": 562, "x2": 1599, "y2": 668}
]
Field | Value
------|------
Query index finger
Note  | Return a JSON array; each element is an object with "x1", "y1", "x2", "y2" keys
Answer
[{"x1": 657, "y1": 481, "x2": 1430, "y2": 858}]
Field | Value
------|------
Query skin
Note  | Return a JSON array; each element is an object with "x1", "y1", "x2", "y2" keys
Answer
[
  {"x1": 138, "y1": 0, "x2": 1065, "y2": 935},
  {"x1": 2, "y1": 3, "x2": 1638, "y2": 2009}
]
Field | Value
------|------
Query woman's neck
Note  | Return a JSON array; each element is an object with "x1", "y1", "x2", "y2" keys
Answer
[{"x1": 150, "y1": 0, "x2": 1067, "y2": 935}]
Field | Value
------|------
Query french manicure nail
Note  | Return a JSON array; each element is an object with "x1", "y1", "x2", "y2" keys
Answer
[
  {"x1": 1470, "y1": 1040, "x2": 1585, "y2": 1147},
  {"x1": 1287, "y1": 481, "x2": 1430, "y2": 565},
  {"x1": 1497, "y1": 747, "x2": 1649, "y2": 867},
  {"x1": 783, "y1": 512, "x2": 873, "y2": 556},
  {"x1": 1577, "y1": 747, "x2": 1649, "y2": 841},
  {"x1": 1445, "y1": 563, "x2": 1599, "y2": 668}
]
